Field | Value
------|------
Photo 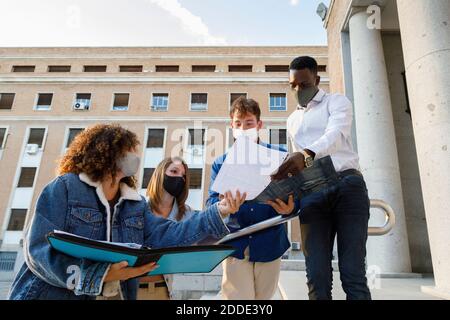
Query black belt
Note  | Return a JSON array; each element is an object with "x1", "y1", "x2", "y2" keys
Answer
[
  {"x1": 139, "y1": 281, "x2": 167, "y2": 289},
  {"x1": 338, "y1": 169, "x2": 363, "y2": 179}
]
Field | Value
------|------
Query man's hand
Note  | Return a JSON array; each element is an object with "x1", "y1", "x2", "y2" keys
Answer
[
  {"x1": 104, "y1": 261, "x2": 159, "y2": 283},
  {"x1": 267, "y1": 195, "x2": 295, "y2": 215},
  {"x1": 271, "y1": 152, "x2": 305, "y2": 181}
]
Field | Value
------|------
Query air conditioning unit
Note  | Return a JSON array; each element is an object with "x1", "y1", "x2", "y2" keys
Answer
[
  {"x1": 73, "y1": 102, "x2": 88, "y2": 110},
  {"x1": 192, "y1": 148, "x2": 203, "y2": 156},
  {"x1": 25, "y1": 144, "x2": 39, "y2": 154}
]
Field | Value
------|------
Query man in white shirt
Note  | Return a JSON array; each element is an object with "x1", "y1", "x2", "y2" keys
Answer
[{"x1": 271, "y1": 56, "x2": 371, "y2": 300}]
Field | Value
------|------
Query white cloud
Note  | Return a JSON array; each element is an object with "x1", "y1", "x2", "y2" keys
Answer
[
  {"x1": 147, "y1": 0, "x2": 227, "y2": 45},
  {"x1": 290, "y1": 0, "x2": 299, "y2": 6}
]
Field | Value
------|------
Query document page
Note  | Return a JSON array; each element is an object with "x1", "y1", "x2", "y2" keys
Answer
[{"x1": 211, "y1": 137, "x2": 288, "y2": 200}]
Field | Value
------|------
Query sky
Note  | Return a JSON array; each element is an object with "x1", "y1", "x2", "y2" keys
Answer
[{"x1": 0, "y1": 0, "x2": 330, "y2": 47}]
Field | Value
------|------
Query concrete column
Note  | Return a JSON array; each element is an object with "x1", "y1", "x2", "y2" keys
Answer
[
  {"x1": 349, "y1": 10, "x2": 412, "y2": 273},
  {"x1": 397, "y1": 0, "x2": 450, "y2": 299}
]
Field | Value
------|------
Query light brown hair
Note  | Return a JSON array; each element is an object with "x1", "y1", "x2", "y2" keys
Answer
[{"x1": 229, "y1": 97, "x2": 261, "y2": 121}]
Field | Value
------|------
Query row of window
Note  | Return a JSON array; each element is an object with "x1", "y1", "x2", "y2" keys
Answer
[
  {"x1": 7, "y1": 64, "x2": 327, "y2": 74},
  {"x1": 0, "y1": 92, "x2": 289, "y2": 112}
]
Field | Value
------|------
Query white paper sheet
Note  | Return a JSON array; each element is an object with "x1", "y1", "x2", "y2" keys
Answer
[{"x1": 211, "y1": 137, "x2": 289, "y2": 200}]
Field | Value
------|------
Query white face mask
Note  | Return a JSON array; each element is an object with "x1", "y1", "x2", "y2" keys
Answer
[
  {"x1": 232, "y1": 127, "x2": 259, "y2": 143},
  {"x1": 117, "y1": 152, "x2": 141, "y2": 177}
]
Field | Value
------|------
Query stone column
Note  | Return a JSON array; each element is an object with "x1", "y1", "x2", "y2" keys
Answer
[
  {"x1": 349, "y1": 10, "x2": 412, "y2": 273},
  {"x1": 397, "y1": 0, "x2": 450, "y2": 299}
]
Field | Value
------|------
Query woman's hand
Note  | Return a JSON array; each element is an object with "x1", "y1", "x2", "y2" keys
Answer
[
  {"x1": 218, "y1": 190, "x2": 247, "y2": 218},
  {"x1": 104, "y1": 261, "x2": 159, "y2": 283},
  {"x1": 267, "y1": 194, "x2": 295, "y2": 215}
]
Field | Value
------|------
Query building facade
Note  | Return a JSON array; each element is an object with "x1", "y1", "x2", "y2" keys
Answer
[
  {"x1": 324, "y1": 0, "x2": 449, "y2": 299},
  {"x1": 0, "y1": 46, "x2": 329, "y2": 282}
]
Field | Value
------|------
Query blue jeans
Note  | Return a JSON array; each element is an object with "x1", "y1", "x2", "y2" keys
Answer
[{"x1": 299, "y1": 172, "x2": 371, "y2": 300}]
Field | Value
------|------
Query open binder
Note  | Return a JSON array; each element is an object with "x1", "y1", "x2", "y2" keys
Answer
[{"x1": 47, "y1": 231, "x2": 235, "y2": 276}]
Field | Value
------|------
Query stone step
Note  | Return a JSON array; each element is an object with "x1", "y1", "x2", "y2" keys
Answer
[{"x1": 278, "y1": 271, "x2": 441, "y2": 300}]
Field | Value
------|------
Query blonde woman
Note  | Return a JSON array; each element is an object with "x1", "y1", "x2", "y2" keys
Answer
[{"x1": 138, "y1": 157, "x2": 203, "y2": 300}]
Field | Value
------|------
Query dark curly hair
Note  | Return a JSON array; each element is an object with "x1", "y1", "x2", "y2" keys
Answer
[{"x1": 57, "y1": 123, "x2": 140, "y2": 188}]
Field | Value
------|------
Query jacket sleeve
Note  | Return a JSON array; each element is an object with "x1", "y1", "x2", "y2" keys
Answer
[
  {"x1": 205, "y1": 159, "x2": 221, "y2": 207},
  {"x1": 23, "y1": 176, "x2": 111, "y2": 296},
  {"x1": 143, "y1": 202, "x2": 230, "y2": 248}
]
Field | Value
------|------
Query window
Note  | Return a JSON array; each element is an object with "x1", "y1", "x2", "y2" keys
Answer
[
  {"x1": 0, "y1": 93, "x2": 15, "y2": 110},
  {"x1": 17, "y1": 167, "x2": 37, "y2": 188},
  {"x1": 142, "y1": 168, "x2": 155, "y2": 188},
  {"x1": 84, "y1": 65, "x2": 107, "y2": 72},
  {"x1": 74, "y1": 93, "x2": 91, "y2": 110},
  {"x1": 147, "y1": 129, "x2": 165, "y2": 148},
  {"x1": 35, "y1": 93, "x2": 53, "y2": 111},
  {"x1": 12, "y1": 65, "x2": 35, "y2": 73},
  {"x1": 318, "y1": 65, "x2": 327, "y2": 72},
  {"x1": 230, "y1": 93, "x2": 247, "y2": 106},
  {"x1": 192, "y1": 65, "x2": 216, "y2": 72},
  {"x1": 48, "y1": 65, "x2": 71, "y2": 72},
  {"x1": 0, "y1": 252, "x2": 17, "y2": 272},
  {"x1": 228, "y1": 65, "x2": 252, "y2": 72},
  {"x1": 7, "y1": 209, "x2": 27, "y2": 231},
  {"x1": 155, "y1": 65, "x2": 179, "y2": 72},
  {"x1": 112, "y1": 93, "x2": 130, "y2": 111},
  {"x1": 265, "y1": 65, "x2": 289, "y2": 72},
  {"x1": 269, "y1": 93, "x2": 287, "y2": 112},
  {"x1": 227, "y1": 127, "x2": 234, "y2": 148},
  {"x1": 188, "y1": 169, "x2": 203, "y2": 189},
  {"x1": 27, "y1": 128, "x2": 46, "y2": 148},
  {"x1": 0, "y1": 128, "x2": 6, "y2": 149},
  {"x1": 188, "y1": 129, "x2": 205, "y2": 146},
  {"x1": 190, "y1": 93, "x2": 208, "y2": 111},
  {"x1": 270, "y1": 129, "x2": 288, "y2": 150},
  {"x1": 66, "y1": 128, "x2": 84, "y2": 148},
  {"x1": 120, "y1": 65, "x2": 143, "y2": 72},
  {"x1": 151, "y1": 93, "x2": 169, "y2": 111}
]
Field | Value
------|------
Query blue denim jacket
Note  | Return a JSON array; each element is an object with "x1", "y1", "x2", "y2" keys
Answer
[
  {"x1": 206, "y1": 142, "x2": 295, "y2": 263},
  {"x1": 8, "y1": 173, "x2": 229, "y2": 300}
]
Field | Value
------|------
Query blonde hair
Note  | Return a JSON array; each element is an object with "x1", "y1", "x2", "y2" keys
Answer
[{"x1": 146, "y1": 157, "x2": 190, "y2": 220}]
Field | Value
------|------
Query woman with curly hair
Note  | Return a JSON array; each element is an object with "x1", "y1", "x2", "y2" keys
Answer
[{"x1": 8, "y1": 123, "x2": 246, "y2": 300}]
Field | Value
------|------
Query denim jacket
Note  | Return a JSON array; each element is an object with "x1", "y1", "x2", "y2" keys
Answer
[
  {"x1": 206, "y1": 142, "x2": 296, "y2": 263},
  {"x1": 8, "y1": 173, "x2": 229, "y2": 300}
]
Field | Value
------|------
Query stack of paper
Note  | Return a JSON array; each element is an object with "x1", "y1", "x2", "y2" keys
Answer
[{"x1": 211, "y1": 137, "x2": 289, "y2": 200}]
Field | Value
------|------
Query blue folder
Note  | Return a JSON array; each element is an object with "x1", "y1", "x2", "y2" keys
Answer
[{"x1": 47, "y1": 232, "x2": 236, "y2": 276}]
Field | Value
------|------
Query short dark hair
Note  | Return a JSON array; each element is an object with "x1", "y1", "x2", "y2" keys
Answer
[
  {"x1": 230, "y1": 97, "x2": 261, "y2": 121},
  {"x1": 290, "y1": 56, "x2": 318, "y2": 74}
]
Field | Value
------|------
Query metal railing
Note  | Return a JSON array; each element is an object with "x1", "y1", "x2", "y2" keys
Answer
[{"x1": 368, "y1": 199, "x2": 396, "y2": 236}]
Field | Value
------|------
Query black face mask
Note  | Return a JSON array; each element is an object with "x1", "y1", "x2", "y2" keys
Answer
[{"x1": 163, "y1": 175, "x2": 185, "y2": 198}]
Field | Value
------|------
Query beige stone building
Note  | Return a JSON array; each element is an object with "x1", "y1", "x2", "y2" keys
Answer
[
  {"x1": 324, "y1": 0, "x2": 449, "y2": 299},
  {"x1": 0, "y1": 46, "x2": 329, "y2": 280}
]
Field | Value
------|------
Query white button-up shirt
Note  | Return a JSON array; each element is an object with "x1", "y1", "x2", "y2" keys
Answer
[{"x1": 287, "y1": 88, "x2": 360, "y2": 172}]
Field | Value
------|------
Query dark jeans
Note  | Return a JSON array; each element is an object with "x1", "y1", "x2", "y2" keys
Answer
[{"x1": 299, "y1": 171, "x2": 372, "y2": 300}]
